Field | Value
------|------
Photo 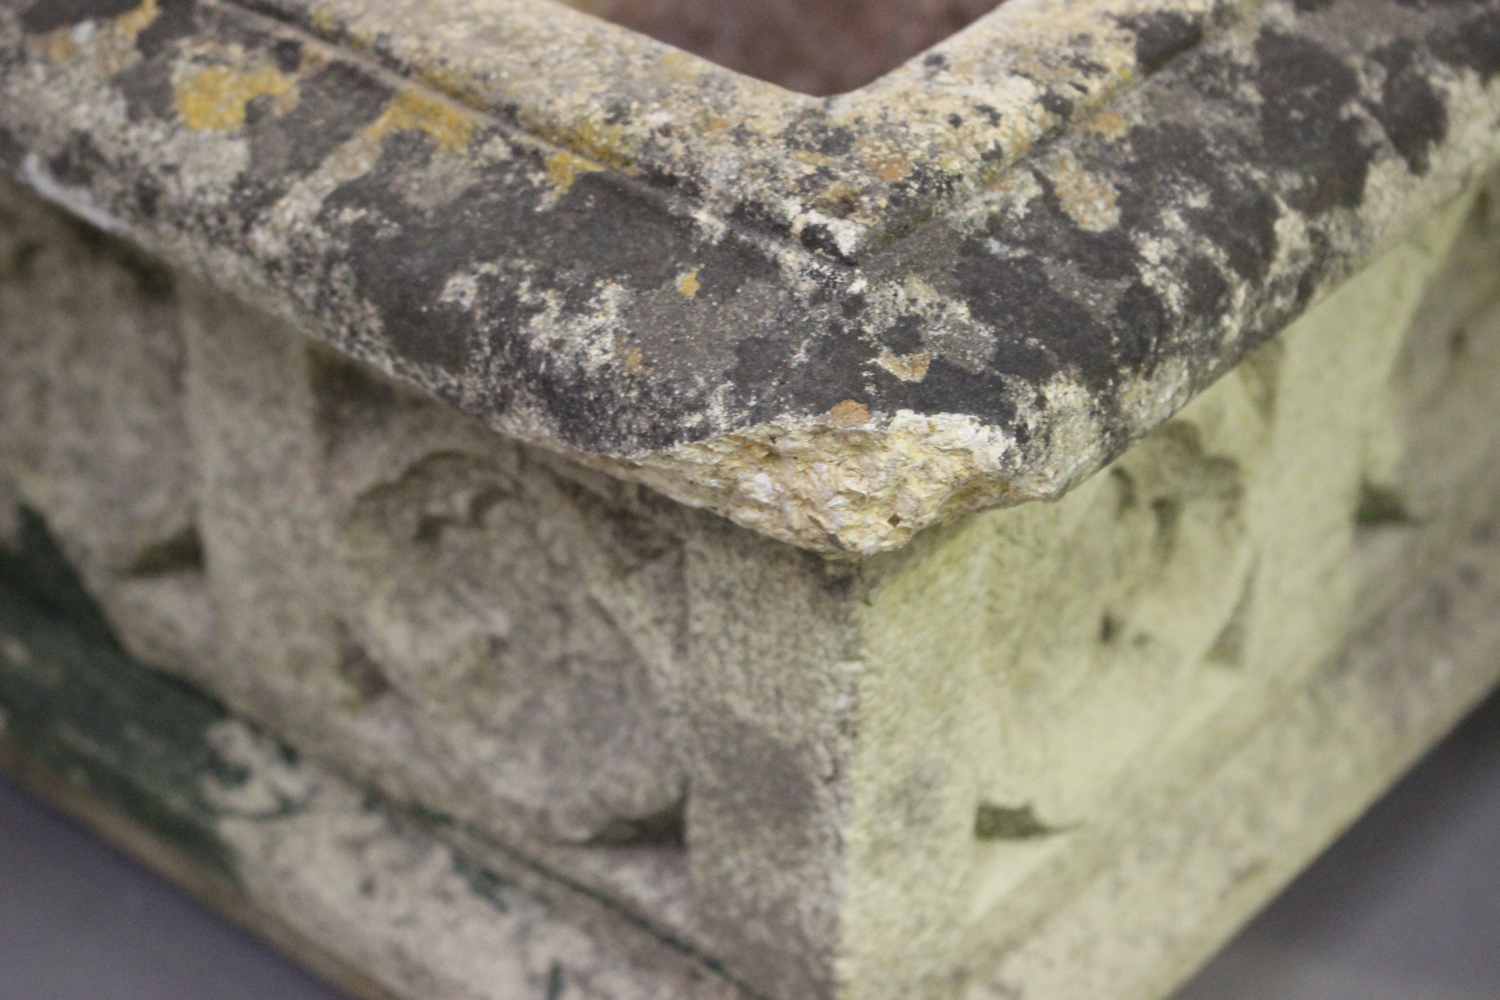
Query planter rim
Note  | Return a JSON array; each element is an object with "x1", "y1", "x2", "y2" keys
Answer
[{"x1": 4, "y1": 0, "x2": 1500, "y2": 553}]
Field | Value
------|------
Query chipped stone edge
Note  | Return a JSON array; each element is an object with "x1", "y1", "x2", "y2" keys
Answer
[{"x1": 588, "y1": 387, "x2": 1112, "y2": 556}]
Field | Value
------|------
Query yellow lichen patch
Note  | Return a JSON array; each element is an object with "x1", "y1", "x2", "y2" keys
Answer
[
  {"x1": 1082, "y1": 111, "x2": 1127, "y2": 140},
  {"x1": 828, "y1": 401, "x2": 872, "y2": 428},
  {"x1": 34, "y1": 30, "x2": 81, "y2": 64},
  {"x1": 555, "y1": 119, "x2": 638, "y2": 172},
  {"x1": 416, "y1": 63, "x2": 492, "y2": 115},
  {"x1": 814, "y1": 182, "x2": 864, "y2": 218},
  {"x1": 174, "y1": 64, "x2": 297, "y2": 131},
  {"x1": 310, "y1": 6, "x2": 340, "y2": 35},
  {"x1": 676, "y1": 270, "x2": 700, "y2": 298},
  {"x1": 696, "y1": 114, "x2": 731, "y2": 135},
  {"x1": 1046, "y1": 150, "x2": 1119, "y2": 232},
  {"x1": 660, "y1": 51, "x2": 703, "y2": 85},
  {"x1": 794, "y1": 150, "x2": 833, "y2": 169},
  {"x1": 875, "y1": 352, "x2": 933, "y2": 383},
  {"x1": 34, "y1": 0, "x2": 159, "y2": 69},
  {"x1": 544, "y1": 150, "x2": 605, "y2": 194},
  {"x1": 616, "y1": 343, "x2": 644, "y2": 374},
  {"x1": 365, "y1": 89, "x2": 477, "y2": 153},
  {"x1": 114, "y1": 0, "x2": 161, "y2": 40},
  {"x1": 867, "y1": 148, "x2": 914, "y2": 184}
]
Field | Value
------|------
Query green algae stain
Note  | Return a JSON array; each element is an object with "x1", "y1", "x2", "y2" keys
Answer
[{"x1": 0, "y1": 507, "x2": 239, "y2": 881}]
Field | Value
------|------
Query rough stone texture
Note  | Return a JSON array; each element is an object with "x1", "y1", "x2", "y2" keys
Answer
[
  {"x1": 8, "y1": 1, "x2": 1500, "y2": 998},
  {"x1": 6, "y1": 0, "x2": 1500, "y2": 554},
  {"x1": 8, "y1": 165, "x2": 1500, "y2": 1000},
  {"x1": 0, "y1": 514, "x2": 744, "y2": 1000},
  {"x1": 10, "y1": 486, "x2": 1500, "y2": 1000}
]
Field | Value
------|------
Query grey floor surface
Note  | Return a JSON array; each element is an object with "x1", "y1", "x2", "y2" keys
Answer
[{"x1": 2, "y1": 688, "x2": 1499, "y2": 1000}]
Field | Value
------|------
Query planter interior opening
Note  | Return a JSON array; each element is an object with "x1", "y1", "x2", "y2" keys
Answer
[{"x1": 558, "y1": 0, "x2": 1008, "y2": 95}]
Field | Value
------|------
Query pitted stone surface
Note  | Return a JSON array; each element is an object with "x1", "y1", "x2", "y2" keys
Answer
[{"x1": 6, "y1": 0, "x2": 1500, "y2": 553}]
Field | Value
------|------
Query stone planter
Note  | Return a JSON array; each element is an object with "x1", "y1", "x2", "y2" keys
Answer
[{"x1": 4, "y1": 1, "x2": 1500, "y2": 999}]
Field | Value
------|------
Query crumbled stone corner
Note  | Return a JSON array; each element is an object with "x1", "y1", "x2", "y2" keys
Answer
[
  {"x1": 586, "y1": 413, "x2": 1010, "y2": 556},
  {"x1": 589, "y1": 383, "x2": 1111, "y2": 556}
]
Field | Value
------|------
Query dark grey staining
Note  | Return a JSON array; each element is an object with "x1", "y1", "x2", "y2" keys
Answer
[
  {"x1": 20, "y1": 0, "x2": 142, "y2": 35},
  {"x1": 1291, "y1": 228, "x2": 1335, "y2": 313},
  {"x1": 5, "y1": 0, "x2": 1491, "y2": 506},
  {"x1": 879, "y1": 356, "x2": 1018, "y2": 429},
  {"x1": 1024, "y1": 174, "x2": 1139, "y2": 281},
  {"x1": 1429, "y1": 10, "x2": 1500, "y2": 83},
  {"x1": 1112, "y1": 281, "x2": 1169, "y2": 372},
  {"x1": 135, "y1": 0, "x2": 195, "y2": 59},
  {"x1": 1193, "y1": 185, "x2": 1282, "y2": 285},
  {"x1": 1118, "y1": 120, "x2": 1281, "y2": 284},
  {"x1": 814, "y1": 126, "x2": 856, "y2": 157},
  {"x1": 732, "y1": 320, "x2": 874, "y2": 418},
  {"x1": 1254, "y1": 31, "x2": 1373, "y2": 215},
  {"x1": 972, "y1": 102, "x2": 1003, "y2": 127},
  {"x1": 550, "y1": 172, "x2": 705, "y2": 295},
  {"x1": 1181, "y1": 256, "x2": 1231, "y2": 321},
  {"x1": 727, "y1": 335, "x2": 793, "y2": 394},
  {"x1": 800, "y1": 221, "x2": 852, "y2": 261},
  {"x1": 879, "y1": 315, "x2": 926, "y2": 356},
  {"x1": 1121, "y1": 10, "x2": 1205, "y2": 76},
  {"x1": 246, "y1": 61, "x2": 392, "y2": 185},
  {"x1": 318, "y1": 133, "x2": 754, "y2": 446},
  {"x1": 450, "y1": 855, "x2": 513, "y2": 912},
  {"x1": 330, "y1": 163, "x2": 531, "y2": 376},
  {"x1": 47, "y1": 132, "x2": 109, "y2": 189},
  {"x1": 1369, "y1": 41, "x2": 1449, "y2": 174},
  {"x1": 955, "y1": 250, "x2": 1101, "y2": 386},
  {"x1": 1039, "y1": 91, "x2": 1075, "y2": 117},
  {"x1": 271, "y1": 38, "x2": 304, "y2": 74},
  {"x1": 114, "y1": 56, "x2": 177, "y2": 123},
  {"x1": 0, "y1": 128, "x2": 23, "y2": 173},
  {"x1": 223, "y1": 59, "x2": 393, "y2": 225}
]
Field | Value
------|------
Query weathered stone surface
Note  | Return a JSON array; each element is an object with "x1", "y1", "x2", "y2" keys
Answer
[
  {"x1": 0, "y1": 511, "x2": 744, "y2": 1000},
  {"x1": 8, "y1": 167, "x2": 1500, "y2": 999},
  {"x1": 7, "y1": 1, "x2": 1500, "y2": 998},
  {"x1": 5, "y1": 0, "x2": 1500, "y2": 553}
]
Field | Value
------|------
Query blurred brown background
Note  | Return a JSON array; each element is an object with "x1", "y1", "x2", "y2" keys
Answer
[{"x1": 569, "y1": 0, "x2": 1004, "y2": 94}]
